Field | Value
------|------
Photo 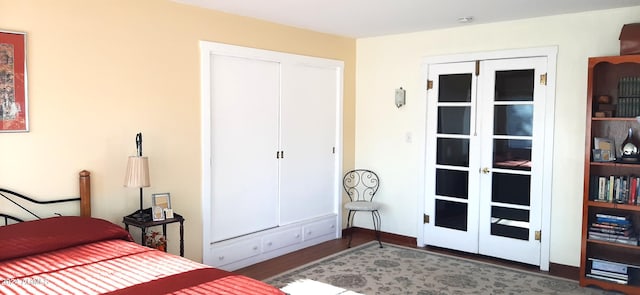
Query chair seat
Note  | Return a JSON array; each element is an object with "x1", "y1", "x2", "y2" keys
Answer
[{"x1": 344, "y1": 201, "x2": 381, "y2": 211}]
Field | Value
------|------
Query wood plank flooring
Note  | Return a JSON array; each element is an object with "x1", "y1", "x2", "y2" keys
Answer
[
  {"x1": 235, "y1": 234, "x2": 375, "y2": 280},
  {"x1": 235, "y1": 230, "x2": 573, "y2": 281}
]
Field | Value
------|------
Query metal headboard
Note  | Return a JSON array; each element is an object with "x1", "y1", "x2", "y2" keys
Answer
[{"x1": 0, "y1": 188, "x2": 81, "y2": 226}]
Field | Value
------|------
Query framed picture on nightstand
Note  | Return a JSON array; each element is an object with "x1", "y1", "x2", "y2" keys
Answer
[
  {"x1": 152, "y1": 206, "x2": 164, "y2": 221},
  {"x1": 164, "y1": 208, "x2": 174, "y2": 219},
  {"x1": 152, "y1": 193, "x2": 171, "y2": 210}
]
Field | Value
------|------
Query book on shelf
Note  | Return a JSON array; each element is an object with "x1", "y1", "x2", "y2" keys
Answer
[
  {"x1": 588, "y1": 232, "x2": 638, "y2": 245},
  {"x1": 595, "y1": 214, "x2": 632, "y2": 226},
  {"x1": 590, "y1": 269, "x2": 629, "y2": 281},
  {"x1": 586, "y1": 273, "x2": 628, "y2": 284},
  {"x1": 591, "y1": 222, "x2": 632, "y2": 231},
  {"x1": 598, "y1": 176, "x2": 606, "y2": 201},
  {"x1": 589, "y1": 225, "x2": 633, "y2": 236},
  {"x1": 615, "y1": 75, "x2": 640, "y2": 117},
  {"x1": 589, "y1": 214, "x2": 637, "y2": 245},
  {"x1": 590, "y1": 174, "x2": 640, "y2": 205},
  {"x1": 588, "y1": 258, "x2": 636, "y2": 274},
  {"x1": 616, "y1": 97, "x2": 640, "y2": 118},
  {"x1": 619, "y1": 76, "x2": 640, "y2": 97},
  {"x1": 595, "y1": 213, "x2": 627, "y2": 220}
]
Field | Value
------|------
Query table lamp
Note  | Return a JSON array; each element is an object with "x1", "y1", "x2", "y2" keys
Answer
[{"x1": 124, "y1": 132, "x2": 150, "y2": 221}]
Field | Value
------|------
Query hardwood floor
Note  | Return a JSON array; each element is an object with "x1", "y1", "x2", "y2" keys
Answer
[
  {"x1": 235, "y1": 233, "x2": 375, "y2": 280},
  {"x1": 235, "y1": 228, "x2": 576, "y2": 281}
]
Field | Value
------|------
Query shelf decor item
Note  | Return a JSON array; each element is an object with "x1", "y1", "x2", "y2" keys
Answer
[
  {"x1": 620, "y1": 23, "x2": 640, "y2": 55},
  {"x1": 594, "y1": 137, "x2": 616, "y2": 162},
  {"x1": 621, "y1": 128, "x2": 639, "y2": 162}
]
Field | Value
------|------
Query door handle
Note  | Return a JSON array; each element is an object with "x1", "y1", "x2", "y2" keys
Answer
[{"x1": 481, "y1": 167, "x2": 490, "y2": 174}]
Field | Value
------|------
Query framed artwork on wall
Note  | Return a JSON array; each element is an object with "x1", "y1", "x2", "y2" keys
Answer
[{"x1": 0, "y1": 30, "x2": 28, "y2": 132}]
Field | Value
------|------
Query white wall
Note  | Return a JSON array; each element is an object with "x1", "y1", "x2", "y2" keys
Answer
[{"x1": 354, "y1": 6, "x2": 640, "y2": 267}]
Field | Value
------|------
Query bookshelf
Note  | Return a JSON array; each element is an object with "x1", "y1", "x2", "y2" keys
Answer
[{"x1": 581, "y1": 55, "x2": 640, "y2": 293}]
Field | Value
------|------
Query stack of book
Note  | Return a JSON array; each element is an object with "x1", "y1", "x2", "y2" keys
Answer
[
  {"x1": 616, "y1": 76, "x2": 640, "y2": 117},
  {"x1": 589, "y1": 213, "x2": 637, "y2": 246},
  {"x1": 587, "y1": 258, "x2": 631, "y2": 285}
]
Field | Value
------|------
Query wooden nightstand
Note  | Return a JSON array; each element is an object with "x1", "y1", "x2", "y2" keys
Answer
[{"x1": 122, "y1": 208, "x2": 185, "y2": 257}]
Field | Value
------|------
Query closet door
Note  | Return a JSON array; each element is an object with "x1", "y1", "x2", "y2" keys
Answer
[
  {"x1": 279, "y1": 63, "x2": 339, "y2": 224},
  {"x1": 210, "y1": 55, "x2": 280, "y2": 242}
]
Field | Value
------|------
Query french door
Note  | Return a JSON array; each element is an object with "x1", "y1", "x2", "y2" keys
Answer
[{"x1": 424, "y1": 57, "x2": 547, "y2": 265}]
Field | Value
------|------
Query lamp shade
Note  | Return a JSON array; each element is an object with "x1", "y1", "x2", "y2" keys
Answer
[{"x1": 124, "y1": 156, "x2": 150, "y2": 188}]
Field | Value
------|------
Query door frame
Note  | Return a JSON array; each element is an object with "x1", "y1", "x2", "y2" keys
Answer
[{"x1": 416, "y1": 46, "x2": 557, "y2": 271}]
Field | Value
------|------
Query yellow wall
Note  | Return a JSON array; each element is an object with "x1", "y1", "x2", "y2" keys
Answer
[
  {"x1": 354, "y1": 6, "x2": 640, "y2": 267},
  {"x1": 0, "y1": 0, "x2": 355, "y2": 262}
]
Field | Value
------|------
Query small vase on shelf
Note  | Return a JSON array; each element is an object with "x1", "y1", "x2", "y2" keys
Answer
[{"x1": 621, "y1": 127, "x2": 639, "y2": 162}]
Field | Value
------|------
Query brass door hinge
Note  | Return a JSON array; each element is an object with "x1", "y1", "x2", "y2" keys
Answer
[
  {"x1": 475, "y1": 60, "x2": 480, "y2": 76},
  {"x1": 423, "y1": 214, "x2": 430, "y2": 224},
  {"x1": 427, "y1": 80, "x2": 433, "y2": 90},
  {"x1": 535, "y1": 230, "x2": 541, "y2": 241},
  {"x1": 540, "y1": 73, "x2": 547, "y2": 86}
]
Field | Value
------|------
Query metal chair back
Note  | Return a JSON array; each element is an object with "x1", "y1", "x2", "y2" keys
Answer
[{"x1": 343, "y1": 169, "x2": 379, "y2": 202}]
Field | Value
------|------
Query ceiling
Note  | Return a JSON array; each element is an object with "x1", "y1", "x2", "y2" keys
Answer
[{"x1": 173, "y1": 0, "x2": 640, "y2": 38}]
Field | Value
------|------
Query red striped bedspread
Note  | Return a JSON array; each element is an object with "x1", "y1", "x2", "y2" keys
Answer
[{"x1": 0, "y1": 217, "x2": 284, "y2": 295}]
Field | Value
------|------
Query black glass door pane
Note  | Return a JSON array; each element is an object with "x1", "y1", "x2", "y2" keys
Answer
[
  {"x1": 439, "y1": 74, "x2": 472, "y2": 102},
  {"x1": 438, "y1": 107, "x2": 470, "y2": 135},
  {"x1": 490, "y1": 206, "x2": 529, "y2": 240},
  {"x1": 492, "y1": 173, "x2": 530, "y2": 206},
  {"x1": 494, "y1": 105, "x2": 533, "y2": 136},
  {"x1": 436, "y1": 169, "x2": 468, "y2": 199},
  {"x1": 436, "y1": 138, "x2": 469, "y2": 167},
  {"x1": 495, "y1": 70, "x2": 534, "y2": 101},
  {"x1": 493, "y1": 139, "x2": 532, "y2": 171},
  {"x1": 436, "y1": 199, "x2": 467, "y2": 231}
]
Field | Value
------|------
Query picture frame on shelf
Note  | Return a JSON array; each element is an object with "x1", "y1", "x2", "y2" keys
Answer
[
  {"x1": 594, "y1": 137, "x2": 616, "y2": 161},
  {"x1": 0, "y1": 30, "x2": 28, "y2": 132},
  {"x1": 164, "y1": 208, "x2": 174, "y2": 219},
  {"x1": 152, "y1": 193, "x2": 171, "y2": 210},
  {"x1": 151, "y1": 206, "x2": 164, "y2": 221},
  {"x1": 593, "y1": 149, "x2": 604, "y2": 162}
]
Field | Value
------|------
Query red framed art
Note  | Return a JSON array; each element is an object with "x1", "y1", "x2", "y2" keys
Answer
[{"x1": 0, "y1": 30, "x2": 28, "y2": 132}]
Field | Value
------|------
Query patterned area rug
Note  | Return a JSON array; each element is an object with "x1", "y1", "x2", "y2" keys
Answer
[{"x1": 266, "y1": 241, "x2": 619, "y2": 295}]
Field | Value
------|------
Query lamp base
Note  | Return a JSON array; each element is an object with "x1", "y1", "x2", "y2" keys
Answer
[{"x1": 131, "y1": 209, "x2": 151, "y2": 222}]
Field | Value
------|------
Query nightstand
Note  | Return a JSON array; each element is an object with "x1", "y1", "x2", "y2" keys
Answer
[{"x1": 122, "y1": 208, "x2": 185, "y2": 257}]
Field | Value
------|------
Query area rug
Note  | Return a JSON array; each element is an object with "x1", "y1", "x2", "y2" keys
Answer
[{"x1": 266, "y1": 241, "x2": 620, "y2": 295}]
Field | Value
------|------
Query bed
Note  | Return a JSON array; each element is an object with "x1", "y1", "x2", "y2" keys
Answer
[{"x1": 0, "y1": 170, "x2": 285, "y2": 295}]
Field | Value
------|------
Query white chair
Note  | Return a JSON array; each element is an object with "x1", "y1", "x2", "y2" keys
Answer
[{"x1": 343, "y1": 169, "x2": 382, "y2": 248}]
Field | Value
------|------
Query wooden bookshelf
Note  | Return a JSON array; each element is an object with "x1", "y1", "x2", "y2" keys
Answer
[{"x1": 581, "y1": 54, "x2": 640, "y2": 294}]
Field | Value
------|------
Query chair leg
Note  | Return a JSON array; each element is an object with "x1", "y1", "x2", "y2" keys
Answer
[
  {"x1": 372, "y1": 210, "x2": 382, "y2": 248},
  {"x1": 346, "y1": 210, "x2": 355, "y2": 248}
]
